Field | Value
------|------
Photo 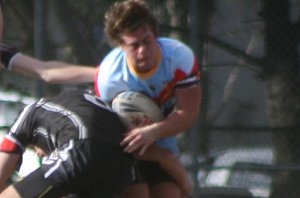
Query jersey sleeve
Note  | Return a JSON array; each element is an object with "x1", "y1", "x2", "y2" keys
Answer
[
  {"x1": 173, "y1": 43, "x2": 201, "y2": 88},
  {"x1": 94, "y1": 49, "x2": 130, "y2": 102},
  {"x1": 0, "y1": 134, "x2": 24, "y2": 154},
  {"x1": 0, "y1": 103, "x2": 35, "y2": 154}
]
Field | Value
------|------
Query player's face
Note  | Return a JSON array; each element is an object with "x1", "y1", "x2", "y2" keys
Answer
[{"x1": 120, "y1": 25, "x2": 160, "y2": 73}]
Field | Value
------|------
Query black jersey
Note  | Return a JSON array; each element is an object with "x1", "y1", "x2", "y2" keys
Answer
[
  {"x1": 0, "y1": 90, "x2": 126, "y2": 155},
  {"x1": 0, "y1": 90, "x2": 134, "y2": 197}
]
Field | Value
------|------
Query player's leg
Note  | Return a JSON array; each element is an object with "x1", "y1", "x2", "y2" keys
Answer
[
  {"x1": 120, "y1": 183, "x2": 150, "y2": 198},
  {"x1": 3, "y1": 141, "x2": 84, "y2": 198},
  {"x1": 0, "y1": 185, "x2": 21, "y2": 198},
  {"x1": 141, "y1": 146, "x2": 193, "y2": 197},
  {"x1": 138, "y1": 161, "x2": 182, "y2": 198},
  {"x1": 1, "y1": 168, "x2": 55, "y2": 198},
  {"x1": 150, "y1": 181, "x2": 182, "y2": 198},
  {"x1": 120, "y1": 160, "x2": 150, "y2": 198}
]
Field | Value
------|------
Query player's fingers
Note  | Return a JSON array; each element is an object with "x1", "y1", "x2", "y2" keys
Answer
[
  {"x1": 124, "y1": 143, "x2": 140, "y2": 153},
  {"x1": 120, "y1": 132, "x2": 137, "y2": 146},
  {"x1": 124, "y1": 137, "x2": 143, "y2": 153},
  {"x1": 120, "y1": 137, "x2": 128, "y2": 146},
  {"x1": 139, "y1": 144, "x2": 149, "y2": 156}
]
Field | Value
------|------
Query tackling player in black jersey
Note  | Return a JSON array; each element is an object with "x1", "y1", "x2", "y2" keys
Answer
[
  {"x1": 0, "y1": 90, "x2": 192, "y2": 198},
  {"x1": 0, "y1": 90, "x2": 134, "y2": 197}
]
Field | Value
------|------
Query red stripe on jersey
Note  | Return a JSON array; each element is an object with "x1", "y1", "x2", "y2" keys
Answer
[
  {"x1": 155, "y1": 57, "x2": 201, "y2": 106},
  {"x1": 192, "y1": 57, "x2": 201, "y2": 80},
  {"x1": 155, "y1": 69, "x2": 187, "y2": 106},
  {"x1": 94, "y1": 66, "x2": 101, "y2": 97},
  {"x1": 0, "y1": 137, "x2": 18, "y2": 153}
]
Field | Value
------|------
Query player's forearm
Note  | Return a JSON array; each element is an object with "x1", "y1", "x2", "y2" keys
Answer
[
  {"x1": 10, "y1": 53, "x2": 96, "y2": 84},
  {"x1": 150, "y1": 106, "x2": 200, "y2": 140},
  {"x1": 151, "y1": 85, "x2": 201, "y2": 140},
  {"x1": 134, "y1": 106, "x2": 199, "y2": 143},
  {"x1": 0, "y1": 153, "x2": 20, "y2": 193}
]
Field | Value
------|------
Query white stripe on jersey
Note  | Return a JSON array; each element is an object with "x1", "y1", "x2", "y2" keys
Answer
[
  {"x1": 33, "y1": 127, "x2": 55, "y2": 147},
  {"x1": 37, "y1": 99, "x2": 88, "y2": 139},
  {"x1": 83, "y1": 94, "x2": 112, "y2": 111},
  {"x1": 44, "y1": 140, "x2": 75, "y2": 178},
  {"x1": 10, "y1": 103, "x2": 34, "y2": 135}
]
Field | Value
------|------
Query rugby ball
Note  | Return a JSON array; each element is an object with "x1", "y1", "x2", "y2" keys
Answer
[{"x1": 111, "y1": 91, "x2": 163, "y2": 127}]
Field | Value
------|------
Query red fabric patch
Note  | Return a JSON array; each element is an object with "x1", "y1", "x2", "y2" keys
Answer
[
  {"x1": 192, "y1": 57, "x2": 201, "y2": 80},
  {"x1": 94, "y1": 66, "x2": 101, "y2": 97},
  {"x1": 0, "y1": 137, "x2": 18, "y2": 152},
  {"x1": 155, "y1": 69, "x2": 187, "y2": 106}
]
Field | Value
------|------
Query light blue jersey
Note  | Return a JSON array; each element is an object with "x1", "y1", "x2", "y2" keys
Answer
[{"x1": 94, "y1": 38, "x2": 201, "y2": 154}]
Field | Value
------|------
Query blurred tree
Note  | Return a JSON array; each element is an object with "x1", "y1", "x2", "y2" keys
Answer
[
  {"x1": 205, "y1": 0, "x2": 300, "y2": 197},
  {"x1": 260, "y1": 0, "x2": 300, "y2": 197}
]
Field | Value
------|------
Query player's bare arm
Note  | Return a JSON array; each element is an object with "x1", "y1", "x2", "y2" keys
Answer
[
  {"x1": 0, "y1": 43, "x2": 96, "y2": 84},
  {"x1": 11, "y1": 54, "x2": 96, "y2": 84},
  {"x1": 0, "y1": 153, "x2": 20, "y2": 192}
]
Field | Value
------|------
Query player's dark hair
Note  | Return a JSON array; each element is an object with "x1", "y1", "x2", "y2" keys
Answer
[{"x1": 104, "y1": 0, "x2": 157, "y2": 45}]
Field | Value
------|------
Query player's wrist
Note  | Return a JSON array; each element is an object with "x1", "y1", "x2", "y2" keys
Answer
[
  {"x1": 6, "y1": 52, "x2": 21, "y2": 70},
  {"x1": 0, "y1": 43, "x2": 20, "y2": 70},
  {"x1": 149, "y1": 122, "x2": 162, "y2": 141}
]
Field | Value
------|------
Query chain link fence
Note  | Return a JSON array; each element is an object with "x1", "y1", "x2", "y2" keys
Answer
[
  {"x1": 201, "y1": 0, "x2": 300, "y2": 132},
  {"x1": 183, "y1": 128, "x2": 300, "y2": 198},
  {"x1": 183, "y1": 1, "x2": 300, "y2": 197}
]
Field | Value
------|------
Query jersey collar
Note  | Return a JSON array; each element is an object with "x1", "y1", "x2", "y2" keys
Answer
[{"x1": 127, "y1": 49, "x2": 162, "y2": 80}]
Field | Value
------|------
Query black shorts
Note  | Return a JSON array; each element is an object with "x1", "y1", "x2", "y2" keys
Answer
[
  {"x1": 135, "y1": 160, "x2": 175, "y2": 186},
  {"x1": 14, "y1": 139, "x2": 134, "y2": 198}
]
